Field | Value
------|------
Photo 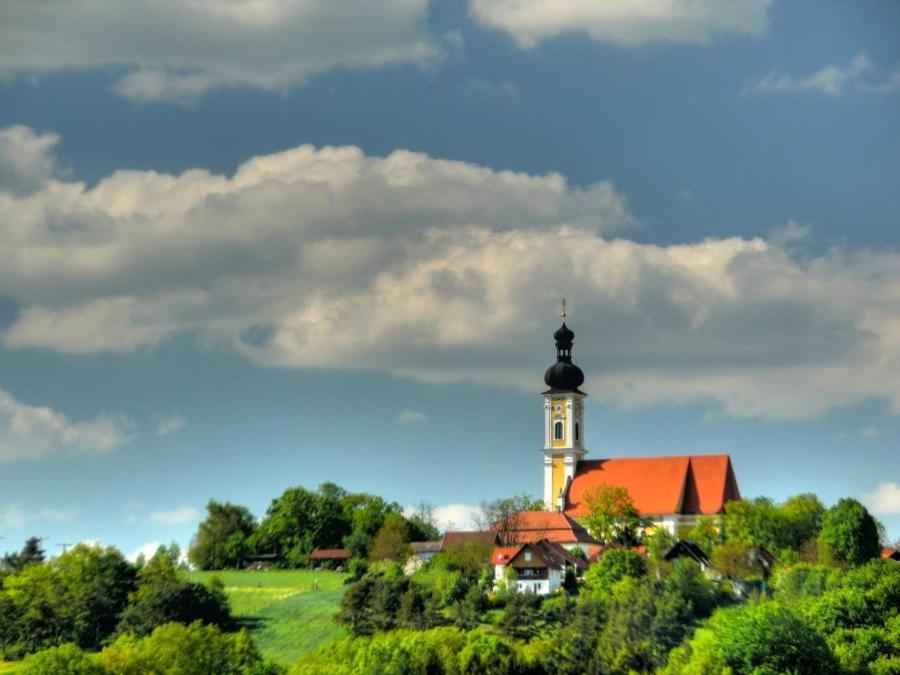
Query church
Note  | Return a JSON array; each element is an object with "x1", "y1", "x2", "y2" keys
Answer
[{"x1": 539, "y1": 304, "x2": 741, "y2": 534}]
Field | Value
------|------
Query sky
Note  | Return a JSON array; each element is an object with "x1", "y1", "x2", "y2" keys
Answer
[{"x1": 0, "y1": 0, "x2": 899, "y2": 559}]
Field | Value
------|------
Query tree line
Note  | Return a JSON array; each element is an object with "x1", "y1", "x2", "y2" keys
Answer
[{"x1": 188, "y1": 482, "x2": 440, "y2": 570}]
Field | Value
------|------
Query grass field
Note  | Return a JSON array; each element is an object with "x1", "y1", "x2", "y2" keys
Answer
[
  {"x1": 0, "y1": 662, "x2": 22, "y2": 673},
  {"x1": 187, "y1": 569, "x2": 349, "y2": 667}
]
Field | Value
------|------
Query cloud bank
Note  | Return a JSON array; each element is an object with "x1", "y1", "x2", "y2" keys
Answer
[
  {"x1": 0, "y1": 0, "x2": 436, "y2": 104},
  {"x1": 469, "y1": 0, "x2": 773, "y2": 48},
  {"x1": 4, "y1": 126, "x2": 900, "y2": 422},
  {"x1": 0, "y1": 387, "x2": 134, "y2": 461}
]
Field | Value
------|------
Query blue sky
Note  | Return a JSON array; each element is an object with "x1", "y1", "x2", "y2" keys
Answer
[{"x1": 0, "y1": 0, "x2": 898, "y2": 558}]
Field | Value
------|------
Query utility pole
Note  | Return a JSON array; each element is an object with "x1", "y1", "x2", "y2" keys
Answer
[{"x1": 56, "y1": 542, "x2": 71, "y2": 555}]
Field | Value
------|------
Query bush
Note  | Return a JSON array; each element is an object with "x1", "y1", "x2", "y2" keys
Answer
[
  {"x1": 819, "y1": 498, "x2": 882, "y2": 567},
  {"x1": 663, "y1": 601, "x2": 839, "y2": 674},
  {"x1": 582, "y1": 548, "x2": 645, "y2": 596},
  {"x1": 22, "y1": 643, "x2": 104, "y2": 675},
  {"x1": 289, "y1": 627, "x2": 526, "y2": 675},
  {"x1": 115, "y1": 552, "x2": 232, "y2": 637}
]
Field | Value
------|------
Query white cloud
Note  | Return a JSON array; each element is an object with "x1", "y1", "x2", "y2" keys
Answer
[
  {"x1": 469, "y1": 0, "x2": 773, "y2": 49},
  {"x1": 746, "y1": 52, "x2": 872, "y2": 97},
  {"x1": 0, "y1": 503, "x2": 78, "y2": 528},
  {"x1": 126, "y1": 541, "x2": 163, "y2": 563},
  {"x1": 0, "y1": 125, "x2": 59, "y2": 194},
  {"x1": 433, "y1": 503, "x2": 481, "y2": 531},
  {"x1": 397, "y1": 409, "x2": 428, "y2": 425},
  {"x1": 0, "y1": 0, "x2": 437, "y2": 104},
  {"x1": 146, "y1": 506, "x2": 199, "y2": 525},
  {"x1": 153, "y1": 414, "x2": 188, "y2": 437},
  {"x1": 7, "y1": 126, "x2": 900, "y2": 421},
  {"x1": 0, "y1": 387, "x2": 134, "y2": 461},
  {"x1": 863, "y1": 482, "x2": 900, "y2": 515}
]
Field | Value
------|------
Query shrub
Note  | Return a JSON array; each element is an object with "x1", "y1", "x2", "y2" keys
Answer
[
  {"x1": 663, "y1": 601, "x2": 839, "y2": 674},
  {"x1": 22, "y1": 643, "x2": 104, "y2": 675},
  {"x1": 582, "y1": 548, "x2": 645, "y2": 596}
]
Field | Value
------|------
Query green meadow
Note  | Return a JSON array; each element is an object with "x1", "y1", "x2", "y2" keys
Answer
[{"x1": 187, "y1": 568, "x2": 349, "y2": 667}]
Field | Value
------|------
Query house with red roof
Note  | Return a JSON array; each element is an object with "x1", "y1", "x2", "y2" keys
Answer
[
  {"x1": 491, "y1": 539, "x2": 588, "y2": 595},
  {"x1": 538, "y1": 305, "x2": 741, "y2": 533}
]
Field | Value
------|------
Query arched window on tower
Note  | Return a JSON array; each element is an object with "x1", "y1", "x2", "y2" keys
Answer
[
  {"x1": 575, "y1": 422, "x2": 580, "y2": 441},
  {"x1": 554, "y1": 420, "x2": 564, "y2": 440}
]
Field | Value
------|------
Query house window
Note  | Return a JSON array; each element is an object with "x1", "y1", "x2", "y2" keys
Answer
[
  {"x1": 524, "y1": 551, "x2": 532, "y2": 562},
  {"x1": 575, "y1": 422, "x2": 580, "y2": 441},
  {"x1": 554, "y1": 421, "x2": 563, "y2": 440}
]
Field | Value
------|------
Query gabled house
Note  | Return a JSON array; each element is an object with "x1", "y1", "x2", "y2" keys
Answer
[
  {"x1": 663, "y1": 540, "x2": 715, "y2": 573},
  {"x1": 491, "y1": 539, "x2": 588, "y2": 595}
]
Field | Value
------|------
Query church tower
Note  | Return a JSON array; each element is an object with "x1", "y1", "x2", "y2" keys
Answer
[{"x1": 542, "y1": 300, "x2": 587, "y2": 511}]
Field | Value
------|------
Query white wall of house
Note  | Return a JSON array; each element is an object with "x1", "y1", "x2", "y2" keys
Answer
[{"x1": 495, "y1": 564, "x2": 564, "y2": 595}]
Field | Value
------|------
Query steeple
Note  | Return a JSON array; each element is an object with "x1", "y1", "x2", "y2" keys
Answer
[
  {"x1": 541, "y1": 301, "x2": 588, "y2": 511},
  {"x1": 543, "y1": 299, "x2": 585, "y2": 394}
]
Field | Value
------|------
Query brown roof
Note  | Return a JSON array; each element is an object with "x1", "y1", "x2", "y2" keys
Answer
[
  {"x1": 497, "y1": 539, "x2": 589, "y2": 573},
  {"x1": 565, "y1": 454, "x2": 740, "y2": 517},
  {"x1": 410, "y1": 541, "x2": 442, "y2": 554},
  {"x1": 309, "y1": 548, "x2": 351, "y2": 560},
  {"x1": 440, "y1": 531, "x2": 497, "y2": 551},
  {"x1": 499, "y1": 510, "x2": 597, "y2": 545}
]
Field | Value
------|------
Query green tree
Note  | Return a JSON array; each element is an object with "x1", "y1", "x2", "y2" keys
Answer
[
  {"x1": 819, "y1": 498, "x2": 882, "y2": 566},
  {"x1": 663, "y1": 601, "x2": 839, "y2": 674},
  {"x1": 686, "y1": 516, "x2": 721, "y2": 555},
  {"x1": 101, "y1": 621, "x2": 278, "y2": 674},
  {"x1": 595, "y1": 577, "x2": 689, "y2": 673},
  {"x1": 21, "y1": 643, "x2": 103, "y2": 675},
  {"x1": 368, "y1": 513, "x2": 413, "y2": 562},
  {"x1": 116, "y1": 549, "x2": 231, "y2": 637},
  {"x1": 188, "y1": 500, "x2": 257, "y2": 570},
  {"x1": 724, "y1": 497, "x2": 790, "y2": 551},
  {"x1": 582, "y1": 548, "x2": 646, "y2": 596},
  {"x1": 499, "y1": 591, "x2": 541, "y2": 640},
  {"x1": 711, "y1": 540, "x2": 768, "y2": 580},
  {"x1": 1, "y1": 536, "x2": 46, "y2": 572},
  {"x1": 340, "y1": 493, "x2": 402, "y2": 559},
  {"x1": 581, "y1": 485, "x2": 648, "y2": 545},
  {"x1": 780, "y1": 493, "x2": 826, "y2": 549},
  {"x1": 0, "y1": 544, "x2": 136, "y2": 658}
]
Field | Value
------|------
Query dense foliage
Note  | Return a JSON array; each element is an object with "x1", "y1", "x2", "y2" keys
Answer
[
  {"x1": 21, "y1": 622, "x2": 283, "y2": 675},
  {"x1": 581, "y1": 484, "x2": 649, "y2": 545},
  {"x1": 0, "y1": 544, "x2": 232, "y2": 660},
  {"x1": 188, "y1": 482, "x2": 438, "y2": 569}
]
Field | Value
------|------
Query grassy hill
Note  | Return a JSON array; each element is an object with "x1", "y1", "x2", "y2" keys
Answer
[{"x1": 188, "y1": 568, "x2": 349, "y2": 667}]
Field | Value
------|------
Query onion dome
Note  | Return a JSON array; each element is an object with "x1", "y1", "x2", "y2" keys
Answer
[{"x1": 543, "y1": 301, "x2": 586, "y2": 394}]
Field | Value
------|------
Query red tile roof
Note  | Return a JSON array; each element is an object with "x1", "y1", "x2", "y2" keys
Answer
[
  {"x1": 491, "y1": 546, "x2": 521, "y2": 565},
  {"x1": 882, "y1": 547, "x2": 900, "y2": 561},
  {"x1": 309, "y1": 548, "x2": 351, "y2": 560},
  {"x1": 499, "y1": 510, "x2": 597, "y2": 545},
  {"x1": 565, "y1": 454, "x2": 740, "y2": 517}
]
